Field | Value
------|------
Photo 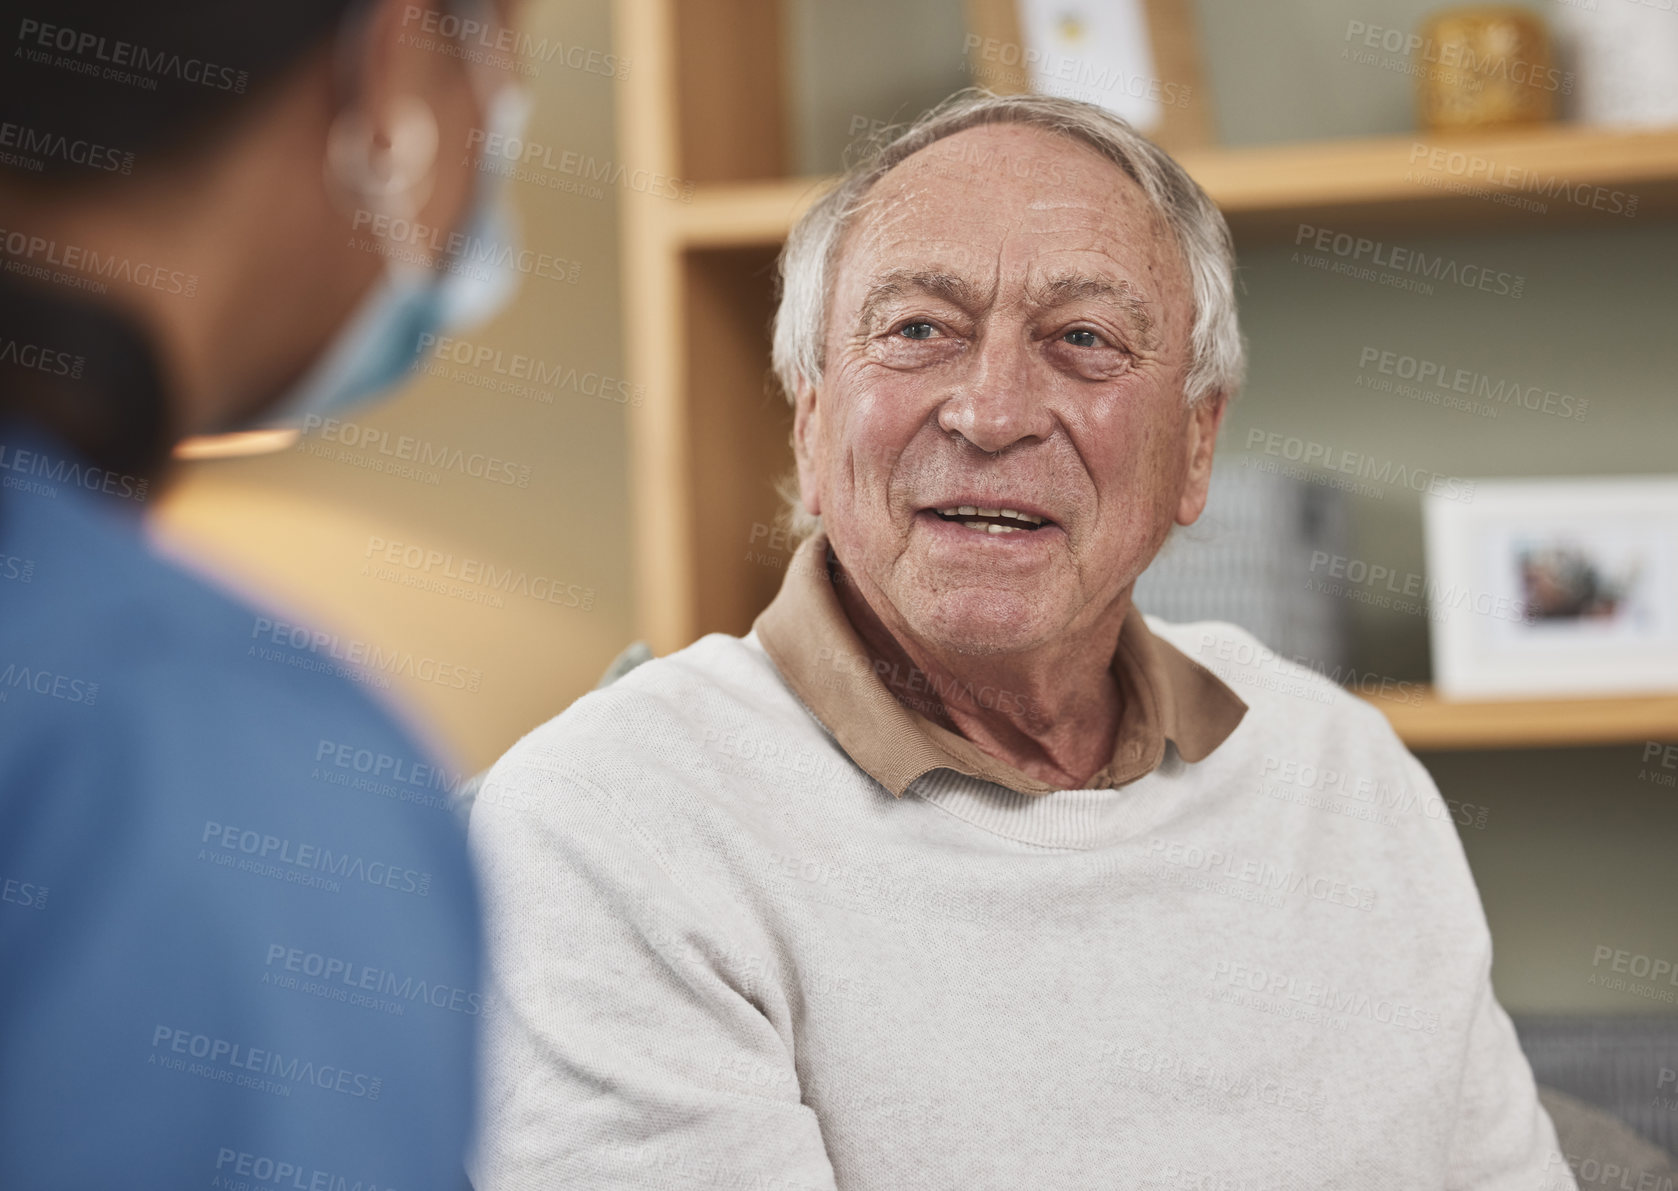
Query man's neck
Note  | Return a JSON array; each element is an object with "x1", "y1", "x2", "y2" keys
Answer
[{"x1": 829, "y1": 552, "x2": 1126, "y2": 789}]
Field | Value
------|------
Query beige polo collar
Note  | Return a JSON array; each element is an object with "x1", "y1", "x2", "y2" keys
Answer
[{"x1": 753, "y1": 532, "x2": 1247, "y2": 796}]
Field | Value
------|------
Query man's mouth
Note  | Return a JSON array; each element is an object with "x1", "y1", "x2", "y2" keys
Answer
[{"x1": 930, "y1": 505, "x2": 1050, "y2": 535}]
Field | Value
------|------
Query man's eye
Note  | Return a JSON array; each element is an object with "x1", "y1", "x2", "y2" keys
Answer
[
  {"x1": 1063, "y1": 329, "x2": 1101, "y2": 348},
  {"x1": 899, "y1": 322, "x2": 937, "y2": 341}
]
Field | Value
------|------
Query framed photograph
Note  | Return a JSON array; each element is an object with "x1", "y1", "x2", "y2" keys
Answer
[
  {"x1": 964, "y1": 0, "x2": 1213, "y2": 150},
  {"x1": 1423, "y1": 477, "x2": 1678, "y2": 699}
]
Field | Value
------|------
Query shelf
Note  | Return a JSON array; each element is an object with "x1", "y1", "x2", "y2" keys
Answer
[
  {"x1": 656, "y1": 124, "x2": 1678, "y2": 251},
  {"x1": 670, "y1": 177, "x2": 830, "y2": 248},
  {"x1": 1359, "y1": 686, "x2": 1678, "y2": 751}
]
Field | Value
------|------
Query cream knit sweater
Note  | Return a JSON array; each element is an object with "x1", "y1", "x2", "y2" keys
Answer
[{"x1": 467, "y1": 619, "x2": 1572, "y2": 1191}]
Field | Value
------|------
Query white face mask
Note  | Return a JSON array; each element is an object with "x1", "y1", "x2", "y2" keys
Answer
[{"x1": 249, "y1": 79, "x2": 531, "y2": 431}]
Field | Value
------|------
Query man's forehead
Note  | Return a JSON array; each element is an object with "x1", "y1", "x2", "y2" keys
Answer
[
  {"x1": 839, "y1": 216, "x2": 1166, "y2": 311},
  {"x1": 906, "y1": 122, "x2": 1114, "y2": 183},
  {"x1": 879, "y1": 125, "x2": 1144, "y2": 211},
  {"x1": 841, "y1": 128, "x2": 1166, "y2": 270}
]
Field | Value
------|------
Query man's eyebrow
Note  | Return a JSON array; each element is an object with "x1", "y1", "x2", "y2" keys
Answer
[
  {"x1": 855, "y1": 269, "x2": 991, "y2": 332},
  {"x1": 1025, "y1": 274, "x2": 1158, "y2": 348}
]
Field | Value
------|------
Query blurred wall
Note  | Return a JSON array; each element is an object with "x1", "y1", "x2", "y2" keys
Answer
[{"x1": 153, "y1": 0, "x2": 632, "y2": 775}]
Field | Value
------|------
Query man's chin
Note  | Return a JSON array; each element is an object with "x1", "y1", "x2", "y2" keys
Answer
[{"x1": 905, "y1": 594, "x2": 1064, "y2": 659}]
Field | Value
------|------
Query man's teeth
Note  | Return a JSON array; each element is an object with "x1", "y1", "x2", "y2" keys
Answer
[{"x1": 935, "y1": 505, "x2": 1046, "y2": 530}]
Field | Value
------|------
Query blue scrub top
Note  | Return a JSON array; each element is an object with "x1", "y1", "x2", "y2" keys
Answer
[{"x1": 0, "y1": 418, "x2": 482, "y2": 1189}]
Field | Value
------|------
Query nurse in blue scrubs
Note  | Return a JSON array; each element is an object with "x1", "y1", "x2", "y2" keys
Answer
[{"x1": 0, "y1": 1, "x2": 527, "y2": 1185}]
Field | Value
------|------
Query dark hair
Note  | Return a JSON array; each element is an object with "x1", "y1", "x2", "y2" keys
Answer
[
  {"x1": 0, "y1": 0, "x2": 362, "y2": 182},
  {"x1": 0, "y1": 273, "x2": 173, "y2": 482},
  {"x1": 0, "y1": 1, "x2": 371, "y2": 478}
]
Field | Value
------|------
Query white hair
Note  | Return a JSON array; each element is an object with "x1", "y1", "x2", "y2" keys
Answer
[{"x1": 770, "y1": 89, "x2": 1245, "y2": 539}]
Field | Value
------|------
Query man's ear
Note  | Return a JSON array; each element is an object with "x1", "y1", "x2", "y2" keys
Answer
[
  {"x1": 791, "y1": 379, "x2": 823, "y2": 517},
  {"x1": 1175, "y1": 391, "x2": 1227, "y2": 527}
]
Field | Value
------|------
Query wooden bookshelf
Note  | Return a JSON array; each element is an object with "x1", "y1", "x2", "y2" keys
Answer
[
  {"x1": 1177, "y1": 124, "x2": 1678, "y2": 237},
  {"x1": 612, "y1": 0, "x2": 1678, "y2": 751},
  {"x1": 659, "y1": 124, "x2": 1678, "y2": 253},
  {"x1": 1360, "y1": 687, "x2": 1678, "y2": 751}
]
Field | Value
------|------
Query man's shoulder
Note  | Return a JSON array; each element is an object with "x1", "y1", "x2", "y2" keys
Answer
[
  {"x1": 472, "y1": 632, "x2": 841, "y2": 887},
  {"x1": 487, "y1": 630, "x2": 816, "y2": 793},
  {"x1": 1151, "y1": 617, "x2": 1487, "y2": 932},
  {"x1": 1148, "y1": 615, "x2": 1400, "y2": 740}
]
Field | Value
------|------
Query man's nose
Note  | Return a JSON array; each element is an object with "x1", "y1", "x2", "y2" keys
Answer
[{"x1": 936, "y1": 328, "x2": 1055, "y2": 454}]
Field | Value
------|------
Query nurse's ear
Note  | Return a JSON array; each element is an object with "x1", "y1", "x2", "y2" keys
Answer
[{"x1": 322, "y1": 0, "x2": 498, "y2": 245}]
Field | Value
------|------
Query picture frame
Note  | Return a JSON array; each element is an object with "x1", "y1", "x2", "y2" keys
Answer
[
  {"x1": 1423, "y1": 477, "x2": 1678, "y2": 700},
  {"x1": 963, "y1": 0, "x2": 1213, "y2": 151}
]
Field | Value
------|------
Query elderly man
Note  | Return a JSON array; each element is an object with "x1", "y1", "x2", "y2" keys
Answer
[{"x1": 469, "y1": 93, "x2": 1569, "y2": 1190}]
